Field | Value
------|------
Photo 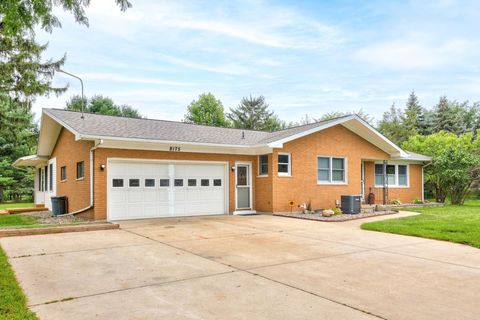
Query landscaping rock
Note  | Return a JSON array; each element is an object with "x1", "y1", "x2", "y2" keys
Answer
[{"x1": 322, "y1": 209, "x2": 335, "y2": 217}]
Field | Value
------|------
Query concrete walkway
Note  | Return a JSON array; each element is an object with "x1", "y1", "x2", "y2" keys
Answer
[{"x1": 1, "y1": 213, "x2": 479, "y2": 319}]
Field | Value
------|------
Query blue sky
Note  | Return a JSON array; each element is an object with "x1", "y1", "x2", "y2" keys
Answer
[{"x1": 34, "y1": 0, "x2": 480, "y2": 123}]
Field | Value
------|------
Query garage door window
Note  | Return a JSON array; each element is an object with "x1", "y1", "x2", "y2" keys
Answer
[
  {"x1": 174, "y1": 179, "x2": 183, "y2": 187},
  {"x1": 201, "y1": 179, "x2": 210, "y2": 186},
  {"x1": 213, "y1": 179, "x2": 222, "y2": 186},
  {"x1": 160, "y1": 179, "x2": 170, "y2": 187},
  {"x1": 112, "y1": 179, "x2": 124, "y2": 187},
  {"x1": 188, "y1": 179, "x2": 197, "y2": 186},
  {"x1": 129, "y1": 179, "x2": 140, "y2": 187},
  {"x1": 145, "y1": 179, "x2": 155, "y2": 187}
]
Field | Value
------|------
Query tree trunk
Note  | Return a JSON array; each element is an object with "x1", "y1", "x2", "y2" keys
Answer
[{"x1": 0, "y1": 186, "x2": 3, "y2": 203}]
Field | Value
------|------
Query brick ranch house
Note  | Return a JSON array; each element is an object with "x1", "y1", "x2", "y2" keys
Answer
[{"x1": 15, "y1": 109, "x2": 431, "y2": 221}]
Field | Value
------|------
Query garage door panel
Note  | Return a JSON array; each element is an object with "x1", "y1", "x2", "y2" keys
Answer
[{"x1": 108, "y1": 161, "x2": 226, "y2": 220}]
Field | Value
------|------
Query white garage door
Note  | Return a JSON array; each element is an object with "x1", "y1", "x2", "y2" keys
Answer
[{"x1": 108, "y1": 160, "x2": 227, "y2": 220}]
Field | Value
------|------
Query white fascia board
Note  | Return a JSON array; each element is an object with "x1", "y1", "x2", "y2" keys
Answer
[
  {"x1": 92, "y1": 138, "x2": 273, "y2": 155},
  {"x1": 353, "y1": 116, "x2": 408, "y2": 158},
  {"x1": 42, "y1": 109, "x2": 81, "y2": 139},
  {"x1": 266, "y1": 115, "x2": 356, "y2": 148}
]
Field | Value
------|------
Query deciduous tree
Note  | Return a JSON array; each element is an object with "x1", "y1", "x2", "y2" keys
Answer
[{"x1": 184, "y1": 93, "x2": 229, "y2": 127}]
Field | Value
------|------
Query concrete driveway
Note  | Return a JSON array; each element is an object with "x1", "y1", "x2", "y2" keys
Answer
[{"x1": 1, "y1": 213, "x2": 479, "y2": 320}]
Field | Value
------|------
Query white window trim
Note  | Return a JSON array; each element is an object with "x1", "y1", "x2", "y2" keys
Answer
[
  {"x1": 374, "y1": 162, "x2": 410, "y2": 188},
  {"x1": 277, "y1": 152, "x2": 291, "y2": 177},
  {"x1": 317, "y1": 156, "x2": 348, "y2": 185},
  {"x1": 257, "y1": 154, "x2": 269, "y2": 177}
]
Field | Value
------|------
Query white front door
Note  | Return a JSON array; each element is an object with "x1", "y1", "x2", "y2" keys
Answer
[{"x1": 235, "y1": 163, "x2": 252, "y2": 210}]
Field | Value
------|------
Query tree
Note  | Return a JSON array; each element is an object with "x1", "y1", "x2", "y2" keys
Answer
[
  {"x1": 228, "y1": 95, "x2": 285, "y2": 131},
  {"x1": 401, "y1": 91, "x2": 423, "y2": 137},
  {"x1": 319, "y1": 109, "x2": 374, "y2": 125},
  {"x1": 432, "y1": 96, "x2": 455, "y2": 133},
  {"x1": 0, "y1": 94, "x2": 37, "y2": 202},
  {"x1": 184, "y1": 93, "x2": 229, "y2": 127},
  {"x1": 0, "y1": 1, "x2": 131, "y2": 36},
  {"x1": 0, "y1": 0, "x2": 131, "y2": 103},
  {"x1": 377, "y1": 103, "x2": 408, "y2": 145},
  {"x1": 403, "y1": 131, "x2": 480, "y2": 204},
  {"x1": 66, "y1": 94, "x2": 142, "y2": 118}
]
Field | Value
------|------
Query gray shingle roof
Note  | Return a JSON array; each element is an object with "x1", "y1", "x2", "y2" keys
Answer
[{"x1": 44, "y1": 109, "x2": 358, "y2": 146}]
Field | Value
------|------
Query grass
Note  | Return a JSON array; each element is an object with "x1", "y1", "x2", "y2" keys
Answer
[
  {"x1": 0, "y1": 246, "x2": 38, "y2": 319},
  {"x1": 0, "y1": 215, "x2": 41, "y2": 228},
  {"x1": 0, "y1": 202, "x2": 34, "y2": 210},
  {"x1": 362, "y1": 199, "x2": 480, "y2": 248}
]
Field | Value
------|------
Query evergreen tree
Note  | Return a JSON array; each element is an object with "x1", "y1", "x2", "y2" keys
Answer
[
  {"x1": 0, "y1": 94, "x2": 37, "y2": 202},
  {"x1": 184, "y1": 93, "x2": 229, "y2": 127},
  {"x1": 433, "y1": 96, "x2": 456, "y2": 133},
  {"x1": 401, "y1": 91, "x2": 423, "y2": 136},
  {"x1": 228, "y1": 95, "x2": 284, "y2": 131},
  {"x1": 377, "y1": 103, "x2": 408, "y2": 145},
  {"x1": 66, "y1": 94, "x2": 142, "y2": 118}
]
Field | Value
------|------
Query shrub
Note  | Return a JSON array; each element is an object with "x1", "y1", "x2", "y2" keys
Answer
[
  {"x1": 391, "y1": 199, "x2": 402, "y2": 205},
  {"x1": 332, "y1": 207, "x2": 342, "y2": 215},
  {"x1": 413, "y1": 198, "x2": 423, "y2": 204}
]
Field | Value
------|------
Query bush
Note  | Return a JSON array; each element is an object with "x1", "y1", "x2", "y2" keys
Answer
[
  {"x1": 391, "y1": 199, "x2": 402, "y2": 205},
  {"x1": 332, "y1": 207, "x2": 342, "y2": 215},
  {"x1": 413, "y1": 198, "x2": 423, "y2": 204}
]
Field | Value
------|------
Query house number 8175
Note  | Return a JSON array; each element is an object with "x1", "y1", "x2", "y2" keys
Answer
[{"x1": 169, "y1": 146, "x2": 181, "y2": 152}]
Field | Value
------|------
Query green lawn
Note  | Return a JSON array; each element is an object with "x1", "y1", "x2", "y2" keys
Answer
[
  {"x1": 361, "y1": 200, "x2": 480, "y2": 248},
  {"x1": 0, "y1": 247, "x2": 38, "y2": 319},
  {"x1": 0, "y1": 202, "x2": 34, "y2": 210},
  {"x1": 0, "y1": 215, "x2": 40, "y2": 228}
]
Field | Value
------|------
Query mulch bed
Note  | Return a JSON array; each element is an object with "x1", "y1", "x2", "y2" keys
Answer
[{"x1": 274, "y1": 210, "x2": 399, "y2": 222}]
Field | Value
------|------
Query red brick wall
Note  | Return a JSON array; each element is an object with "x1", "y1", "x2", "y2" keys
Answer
[{"x1": 51, "y1": 129, "x2": 93, "y2": 213}]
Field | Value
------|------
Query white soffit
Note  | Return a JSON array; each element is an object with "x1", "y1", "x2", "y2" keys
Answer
[{"x1": 341, "y1": 118, "x2": 407, "y2": 157}]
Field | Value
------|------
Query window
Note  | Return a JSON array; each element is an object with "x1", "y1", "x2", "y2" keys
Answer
[
  {"x1": 160, "y1": 179, "x2": 170, "y2": 187},
  {"x1": 258, "y1": 155, "x2": 268, "y2": 176},
  {"x1": 174, "y1": 179, "x2": 183, "y2": 187},
  {"x1": 188, "y1": 179, "x2": 197, "y2": 187},
  {"x1": 145, "y1": 179, "x2": 155, "y2": 187},
  {"x1": 76, "y1": 161, "x2": 84, "y2": 180},
  {"x1": 112, "y1": 179, "x2": 124, "y2": 187},
  {"x1": 317, "y1": 157, "x2": 346, "y2": 183},
  {"x1": 38, "y1": 168, "x2": 42, "y2": 191},
  {"x1": 60, "y1": 166, "x2": 67, "y2": 181},
  {"x1": 44, "y1": 165, "x2": 48, "y2": 191},
  {"x1": 129, "y1": 179, "x2": 140, "y2": 187},
  {"x1": 375, "y1": 164, "x2": 408, "y2": 187},
  {"x1": 278, "y1": 153, "x2": 291, "y2": 176},
  {"x1": 201, "y1": 179, "x2": 210, "y2": 186},
  {"x1": 49, "y1": 163, "x2": 53, "y2": 191},
  {"x1": 398, "y1": 165, "x2": 407, "y2": 186},
  {"x1": 213, "y1": 179, "x2": 222, "y2": 186}
]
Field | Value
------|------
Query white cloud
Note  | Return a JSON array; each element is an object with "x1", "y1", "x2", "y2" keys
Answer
[
  {"x1": 80, "y1": 72, "x2": 196, "y2": 86},
  {"x1": 354, "y1": 38, "x2": 474, "y2": 70}
]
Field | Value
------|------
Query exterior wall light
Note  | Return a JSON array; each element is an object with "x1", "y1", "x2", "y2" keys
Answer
[{"x1": 100, "y1": 164, "x2": 105, "y2": 171}]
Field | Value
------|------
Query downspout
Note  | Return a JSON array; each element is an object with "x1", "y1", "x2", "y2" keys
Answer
[{"x1": 58, "y1": 139, "x2": 103, "y2": 216}]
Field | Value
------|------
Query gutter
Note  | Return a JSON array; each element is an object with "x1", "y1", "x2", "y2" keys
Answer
[{"x1": 57, "y1": 140, "x2": 103, "y2": 216}]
